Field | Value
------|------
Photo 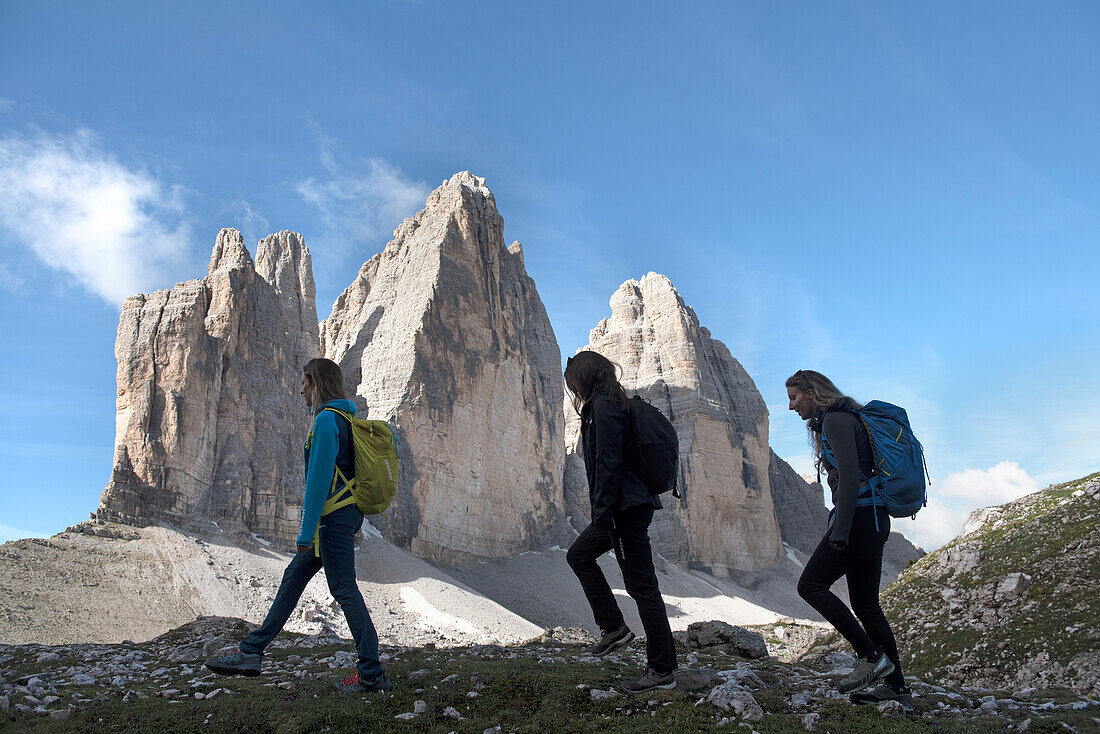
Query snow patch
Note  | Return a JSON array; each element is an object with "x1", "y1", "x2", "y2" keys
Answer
[{"x1": 250, "y1": 533, "x2": 271, "y2": 547}]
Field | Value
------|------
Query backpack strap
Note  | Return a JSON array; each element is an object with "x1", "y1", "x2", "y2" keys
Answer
[{"x1": 307, "y1": 409, "x2": 359, "y2": 555}]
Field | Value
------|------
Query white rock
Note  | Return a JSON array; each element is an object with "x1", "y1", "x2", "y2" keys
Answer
[
  {"x1": 394, "y1": 712, "x2": 418, "y2": 721},
  {"x1": 590, "y1": 688, "x2": 619, "y2": 700},
  {"x1": 442, "y1": 706, "x2": 463, "y2": 720},
  {"x1": 707, "y1": 682, "x2": 764, "y2": 721},
  {"x1": 413, "y1": 700, "x2": 428, "y2": 714}
]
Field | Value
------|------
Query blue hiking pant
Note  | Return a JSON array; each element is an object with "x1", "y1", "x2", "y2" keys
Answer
[{"x1": 239, "y1": 504, "x2": 382, "y2": 680}]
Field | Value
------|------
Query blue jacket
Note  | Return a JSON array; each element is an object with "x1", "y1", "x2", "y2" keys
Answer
[{"x1": 296, "y1": 399, "x2": 357, "y2": 546}]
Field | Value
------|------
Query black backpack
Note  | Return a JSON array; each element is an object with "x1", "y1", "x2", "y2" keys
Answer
[{"x1": 627, "y1": 395, "x2": 681, "y2": 498}]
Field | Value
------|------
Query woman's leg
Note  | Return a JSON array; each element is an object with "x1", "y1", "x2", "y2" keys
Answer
[
  {"x1": 847, "y1": 508, "x2": 905, "y2": 687},
  {"x1": 566, "y1": 522, "x2": 624, "y2": 633},
  {"x1": 797, "y1": 531, "x2": 878, "y2": 659},
  {"x1": 239, "y1": 549, "x2": 323, "y2": 655},
  {"x1": 319, "y1": 505, "x2": 382, "y2": 680},
  {"x1": 614, "y1": 507, "x2": 676, "y2": 674}
]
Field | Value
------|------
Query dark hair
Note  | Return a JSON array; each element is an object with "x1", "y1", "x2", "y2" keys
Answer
[
  {"x1": 564, "y1": 350, "x2": 629, "y2": 416},
  {"x1": 303, "y1": 358, "x2": 346, "y2": 414},
  {"x1": 785, "y1": 369, "x2": 862, "y2": 476}
]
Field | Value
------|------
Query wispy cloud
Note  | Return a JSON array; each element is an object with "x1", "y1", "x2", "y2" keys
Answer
[
  {"x1": 296, "y1": 127, "x2": 429, "y2": 256},
  {"x1": 0, "y1": 129, "x2": 193, "y2": 304},
  {"x1": 224, "y1": 199, "x2": 270, "y2": 242},
  {"x1": 0, "y1": 524, "x2": 48, "y2": 544}
]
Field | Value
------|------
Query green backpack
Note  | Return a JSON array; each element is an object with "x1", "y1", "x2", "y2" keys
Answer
[{"x1": 318, "y1": 407, "x2": 400, "y2": 517}]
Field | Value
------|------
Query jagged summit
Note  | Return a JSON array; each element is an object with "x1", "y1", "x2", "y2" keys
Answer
[
  {"x1": 566, "y1": 273, "x2": 783, "y2": 582},
  {"x1": 97, "y1": 229, "x2": 319, "y2": 543}
]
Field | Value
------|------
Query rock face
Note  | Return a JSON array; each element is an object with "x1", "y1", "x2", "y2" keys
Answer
[
  {"x1": 563, "y1": 273, "x2": 783, "y2": 581},
  {"x1": 320, "y1": 172, "x2": 566, "y2": 564},
  {"x1": 768, "y1": 450, "x2": 828, "y2": 556},
  {"x1": 97, "y1": 229, "x2": 319, "y2": 542}
]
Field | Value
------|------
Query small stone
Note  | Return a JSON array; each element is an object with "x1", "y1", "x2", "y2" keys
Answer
[
  {"x1": 440, "y1": 673, "x2": 458, "y2": 682},
  {"x1": 194, "y1": 692, "x2": 205, "y2": 700},
  {"x1": 205, "y1": 688, "x2": 223, "y2": 700},
  {"x1": 413, "y1": 700, "x2": 427, "y2": 714},
  {"x1": 799, "y1": 712, "x2": 821, "y2": 731},
  {"x1": 70, "y1": 674, "x2": 95, "y2": 685},
  {"x1": 483, "y1": 727, "x2": 501, "y2": 734},
  {"x1": 394, "y1": 712, "x2": 418, "y2": 721},
  {"x1": 467, "y1": 691, "x2": 480, "y2": 698},
  {"x1": 408, "y1": 669, "x2": 431, "y2": 680},
  {"x1": 877, "y1": 700, "x2": 906, "y2": 719},
  {"x1": 48, "y1": 707, "x2": 71, "y2": 721},
  {"x1": 590, "y1": 688, "x2": 619, "y2": 701},
  {"x1": 443, "y1": 706, "x2": 463, "y2": 720},
  {"x1": 277, "y1": 682, "x2": 292, "y2": 689},
  {"x1": 674, "y1": 668, "x2": 722, "y2": 690},
  {"x1": 707, "y1": 682, "x2": 764, "y2": 721}
]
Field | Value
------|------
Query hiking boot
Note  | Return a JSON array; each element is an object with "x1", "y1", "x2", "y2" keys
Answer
[
  {"x1": 620, "y1": 668, "x2": 676, "y2": 694},
  {"x1": 590, "y1": 625, "x2": 635, "y2": 657},
  {"x1": 837, "y1": 650, "x2": 895, "y2": 694},
  {"x1": 204, "y1": 650, "x2": 261, "y2": 676},
  {"x1": 333, "y1": 671, "x2": 392, "y2": 693},
  {"x1": 850, "y1": 684, "x2": 914, "y2": 710}
]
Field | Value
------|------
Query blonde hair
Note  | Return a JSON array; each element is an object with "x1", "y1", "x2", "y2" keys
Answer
[
  {"x1": 303, "y1": 358, "x2": 347, "y2": 414},
  {"x1": 785, "y1": 369, "x2": 862, "y2": 476}
]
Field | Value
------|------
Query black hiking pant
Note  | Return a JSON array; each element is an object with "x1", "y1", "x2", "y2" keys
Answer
[
  {"x1": 566, "y1": 506, "x2": 677, "y2": 675},
  {"x1": 797, "y1": 505, "x2": 905, "y2": 687}
]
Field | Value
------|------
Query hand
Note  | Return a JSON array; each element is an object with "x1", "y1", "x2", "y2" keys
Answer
[
  {"x1": 296, "y1": 544, "x2": 311, "y2": 554},
  {"x1": 830, "y1": 540, "x2": 848, "y2": 552}
]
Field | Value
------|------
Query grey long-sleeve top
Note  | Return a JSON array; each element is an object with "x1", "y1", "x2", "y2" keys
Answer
[{"x1": 821, "y1": 410, "x2": 874, "y2": 544}]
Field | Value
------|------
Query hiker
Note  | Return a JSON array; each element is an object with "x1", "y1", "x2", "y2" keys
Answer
[
  {"x1": 787, "y1": 369, "x2": 911, "y2": 708},
  {"x1": 564, "y1": 350, "x2": 678, "y2": 694},
  {"x1": 205, "y1": 358, "x2": 390, "y2": 693}
]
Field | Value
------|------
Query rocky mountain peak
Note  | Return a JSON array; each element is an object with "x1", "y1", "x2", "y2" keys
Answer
[
  {"x1": 208, "y1": 227, "x2": 254, "y2": 274},
  {"x1": 97, "y1": 229, "x2": 319, "y2": 542},
  {"x1": 565, "y1": 273, "x2": 783, "y2": 581},
  {"x1": 321, "y1": 172, "x2": 566, "y2": 564}
]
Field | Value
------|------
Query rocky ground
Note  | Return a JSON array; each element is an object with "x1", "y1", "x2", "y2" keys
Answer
[
  {"x1": 881, "y1": 473, "x2": 1100, "y2": 697},
  {"x1": 2, "y1": 616, "x2": 1097, "y2": 733}
]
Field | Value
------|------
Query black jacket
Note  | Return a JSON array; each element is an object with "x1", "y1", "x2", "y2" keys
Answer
[
  {"x1": 819, "y1": 410, "x2": 875, "y2": 544},
  {"x1": 580, "y1": 392, "x2": 662, "y2": 530}
]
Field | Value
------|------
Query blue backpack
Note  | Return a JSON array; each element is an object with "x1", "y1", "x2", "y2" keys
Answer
[{"x1": 821, "y1": 400, "x2": 929, "y2": 524}]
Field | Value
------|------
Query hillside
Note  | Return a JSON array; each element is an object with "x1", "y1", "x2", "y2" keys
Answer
[{"x1": 881, "y1": 472, "x2": 1100, "y2": 696}]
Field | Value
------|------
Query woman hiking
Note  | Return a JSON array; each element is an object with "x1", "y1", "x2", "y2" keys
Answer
[
  {"x1": 205, "y1": 358, "x2": 389, "y2": 693},
  {"x1": 564, "y1": 350, "x2": 678, "y2": 694},
  {"x1": 787, "y1": 369, "x2": 911, "y2": 708}
]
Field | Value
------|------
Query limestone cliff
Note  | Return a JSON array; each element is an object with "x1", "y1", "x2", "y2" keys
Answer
[
  {"x1": 321, "y1": 172, "x2": 566, "y2": 564},
  {"x1": 768, "y1": 450, "x2": 828, "y2": 556},
  {"x1": 564, "y1": 273, "x2": 783, "y2": 581},
  {"x1": 97, "y1": 229, "x2": 318, "y2": 543}
]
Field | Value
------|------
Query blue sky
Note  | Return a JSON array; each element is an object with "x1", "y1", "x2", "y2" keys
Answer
[{"x1": 1, "y1": 2, "x2": 1097, "y2": 551}]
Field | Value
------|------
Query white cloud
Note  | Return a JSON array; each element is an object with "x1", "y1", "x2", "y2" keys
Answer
[
  {"x1": 892, "y1": 501, "x2": 965, "y2": 553},
  {"x1": 938, "y1": 461, "x2": 1039, "y2": 505},
  {"x1": 0, "y1": 524, "x2": 48, "y2": 544},
  {"x1": 296, "y1": 134, "x2": 428, "y2": 252},
  {"x1": 893, "y1": 461, "x2": 1040, "y2": 552},
  {"x1": 0, "y1": 129, "x2": 193, "y2": 304}
]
